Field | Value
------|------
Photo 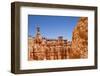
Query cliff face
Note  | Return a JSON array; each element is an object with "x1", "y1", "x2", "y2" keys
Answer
[{"x1": 70, "y1": 17, "x2": 88, "y2": 58}]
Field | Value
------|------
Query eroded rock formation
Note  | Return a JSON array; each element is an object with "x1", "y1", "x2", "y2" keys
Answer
[
  {"x1": 28, "y1": 26, "x2": 71, "y2": 60},
  {"x1": 28, "y1": 17, "x2": 88, "y2": 60},
  {"x1": 70, "y1": 17, "x2": 88, "y2": 59}
]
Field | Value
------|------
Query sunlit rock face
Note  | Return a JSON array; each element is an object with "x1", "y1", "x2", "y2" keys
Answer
[{"x1": 70, "y1": 17, "x2": 88, "y2": 59}]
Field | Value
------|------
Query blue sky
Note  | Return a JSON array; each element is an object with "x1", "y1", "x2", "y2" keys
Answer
[{"x1": 28, "y1": 15, "x2": 79, "y2": 41}]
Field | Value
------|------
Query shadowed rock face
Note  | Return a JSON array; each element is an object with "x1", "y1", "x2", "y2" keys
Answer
[{"x1": 70, "y1": 17, "x2": 88, "y2": 59}]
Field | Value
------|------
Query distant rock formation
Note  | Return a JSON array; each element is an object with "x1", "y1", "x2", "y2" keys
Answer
[
  {"x1": 70, "y1": 17, "x2": 88, "y2": 58},
  {"x1": 28, "y1": 26, "x2": 71, "y2": 60}
]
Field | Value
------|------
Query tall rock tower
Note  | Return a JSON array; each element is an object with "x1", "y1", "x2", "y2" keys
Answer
[
  {"x1": 70, "y1": 17, "x2": 88, "y2": 59},
  {"x1": 34, "y1": 25, "x2": 42, "y2": 44}
]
